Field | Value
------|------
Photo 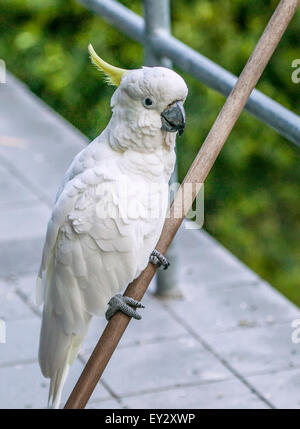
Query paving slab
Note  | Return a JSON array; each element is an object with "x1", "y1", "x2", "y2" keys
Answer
[
  {"x1": 7, "y1": 273, "x2": 38, "y2": 309},
  {"x1": 0, "y1": 203, "x2": 50, "y2": 242},
  {"x1": 163, "y1": 279, "x2": 300, "y2": 334},
  {"x1": 82, "y1": 336, "x2": 234, "y2": 397},
  {"x1": 204, "y1": 322, "x2": 300, "y2": 376},
  {"x1": 0, "y1": 74, "x2": 86, "y2": 202},
  {"x1": 246, "y1": 367, "x2": 300, "y2": 409},
  {"x1": 0, "y1": 359, "x2": 110, "y2": 409},
  {"x1": 0, "y1": 280, "x2": 35, "y2": 321},
  {"x1": 0, "y1": 362, "x2": 50, "y2": 409},
  {"x1": 0, "y1": 237, "x2": 44, "y2": 279},
  {"x1": 121, "y1": 379, "x2": 269, "y2": 409},
  {"x1": 86, "y1": 398, "x2": 123, "y2": 409},
  {"x1": 0, "y1": 163, "x2": 38, "y2": 209},
  {"x1": 176, "y1": 227, "x2": 259, "y2": 287},
  {"x1": 0, "y1": 317, "x2": 40, "y2": 366}
]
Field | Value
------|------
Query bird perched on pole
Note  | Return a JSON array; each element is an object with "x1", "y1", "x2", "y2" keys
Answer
[{"x1": 37, "y1": 44, "x2": 188, "y2": 408}]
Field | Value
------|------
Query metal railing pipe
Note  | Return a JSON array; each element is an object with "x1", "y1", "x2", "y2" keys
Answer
[
  {"x1": 77, "y1": 0, "x2": 300, "y2": 147},
  {"x1": 151, "y1": 31, "x2": 300, "y2": 147}
]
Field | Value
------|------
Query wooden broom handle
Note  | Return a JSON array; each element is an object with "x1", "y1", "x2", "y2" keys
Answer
[{"x1": 65, "y1": 0, "x2": 300, "y2": 409}]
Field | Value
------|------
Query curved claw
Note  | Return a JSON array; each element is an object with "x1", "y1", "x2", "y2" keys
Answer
[
  {"x1": 149, "y1": 249, "x2": 170, "y2": 270},
  {"x1": 105, "y1": 294, "x2": 145, "y2": 321}
]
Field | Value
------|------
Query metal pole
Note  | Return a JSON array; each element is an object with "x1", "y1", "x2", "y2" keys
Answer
[
  {"x1": 65, "y1": 0, "x2": 300, "y2": 409},
  {"x1": 143, "y1": 0, "x2": 180, "y2": 297},
  {"x1": 143, "y1": 0, "x2": 171, "y2": 68},
  {"x1": 77, "y1": 0, "x2": 300, "y2": 148}
]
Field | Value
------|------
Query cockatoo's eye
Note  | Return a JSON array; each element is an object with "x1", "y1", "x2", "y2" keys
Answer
[{"x1": 143, "y1": 97, "x2": 154, "y2": 108}]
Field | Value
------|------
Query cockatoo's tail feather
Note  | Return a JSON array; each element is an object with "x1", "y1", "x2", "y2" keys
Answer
[
  {"x1": 88, "y1": 43, "x2": 128, "y2": 86},
  {"x1": 48, "y1": 361, "x2": 70, "y2": 409}
]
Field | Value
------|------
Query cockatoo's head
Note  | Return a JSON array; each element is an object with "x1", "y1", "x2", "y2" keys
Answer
[{"x1": 89, "y1": 44, "x2": 188, "y2": 152}]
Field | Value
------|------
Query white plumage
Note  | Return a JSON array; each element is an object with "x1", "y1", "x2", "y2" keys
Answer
[{"x1": 37, "y1": 59, "x2": 188, "y2": 408}]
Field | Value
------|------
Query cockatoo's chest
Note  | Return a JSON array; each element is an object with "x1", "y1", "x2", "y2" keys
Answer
[
  {"x1": 118, "y1": 145, "x2": 176, "y2": 182},
  {"x1": 114, "y1": 147, "x2": 175, "y2": 230},
  {"x1": 65, "y1": 141, "x2": 175, "y2": 252},
  {"x1": 117, "y1": 175, "x2": 169, "y2": 229}
]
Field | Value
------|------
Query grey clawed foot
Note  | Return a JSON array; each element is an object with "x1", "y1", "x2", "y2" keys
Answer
[
  {"x1": 149, "y1": 249, "x2": 170, "y2": 270},
  {"x1": 105, "y1": 294, "x2": 145, "y2": 321}
]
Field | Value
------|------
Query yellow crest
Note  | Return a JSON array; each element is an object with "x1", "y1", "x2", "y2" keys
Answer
[{"x1": 88, "y1": 44, "x2": 128, "y2": 86}]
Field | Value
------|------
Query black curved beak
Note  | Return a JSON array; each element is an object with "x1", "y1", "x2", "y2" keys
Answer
[{"x1": 161, "y1": 101, "x2": 185, "y2": 136}]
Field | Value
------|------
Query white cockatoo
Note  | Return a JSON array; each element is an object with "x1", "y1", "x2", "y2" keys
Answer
[{"x1": 37, "y1": 44, "x2": 188, "y2": 408}]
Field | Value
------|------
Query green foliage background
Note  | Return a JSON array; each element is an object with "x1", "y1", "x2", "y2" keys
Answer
[{"x1": 0, "y1": 0, "x2": 299, "y2": 304}]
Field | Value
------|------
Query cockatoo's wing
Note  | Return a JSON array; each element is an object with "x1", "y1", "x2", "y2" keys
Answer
[{"x1": 37, "y1": 138, "x2": 165, "y2": 408}]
